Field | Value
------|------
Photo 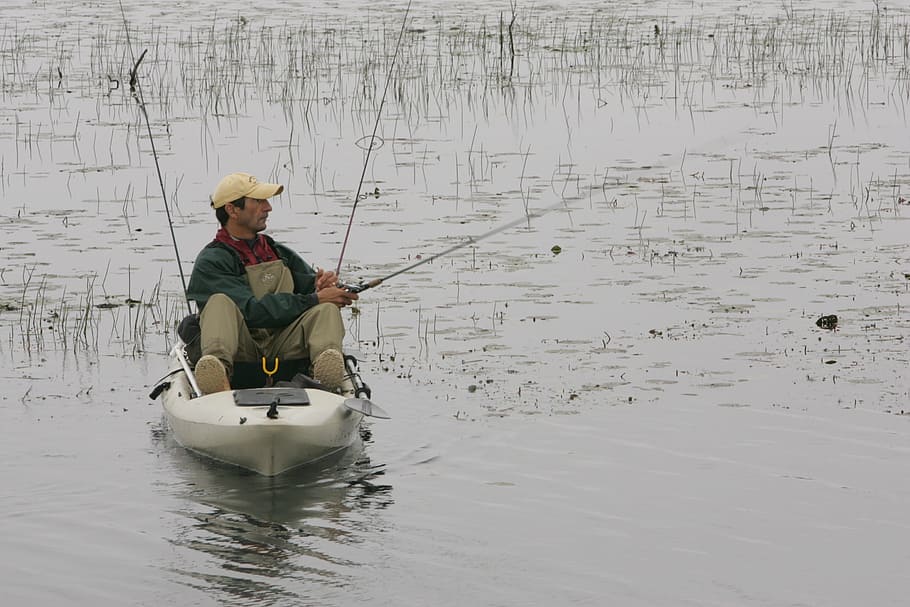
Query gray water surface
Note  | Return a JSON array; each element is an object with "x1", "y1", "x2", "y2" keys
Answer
[{"x1": 2, "y1": 1, "x2": 909, "y2": 605}]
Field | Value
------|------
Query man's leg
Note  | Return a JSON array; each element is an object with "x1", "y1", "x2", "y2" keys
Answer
[
  {"x1": 268, "y1": 302, "x2": 346, "y2": 390},
  {"x1": 268, "y1": 302, "x2": 344, "y2": 361},
  {"x1": 196, "y1": 294, "x2": 260, "y2": 393},
  {"x1": 199, "y1": 294, "x2": 261, "y2": 365}
]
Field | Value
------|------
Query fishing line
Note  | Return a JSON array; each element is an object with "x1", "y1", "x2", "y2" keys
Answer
[
  {"x1": 342, "y1": 199, "x2": 570, "y2": 293},
  {"x1": 118, "y1": 0, "x2": 193, "y2": 316},
  {"x1": 335, "y1": 0, "x2": 413, "y2": 278}
]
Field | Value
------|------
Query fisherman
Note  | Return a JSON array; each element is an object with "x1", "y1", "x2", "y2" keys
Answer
[{"x1": 186, "y1": 172, "x2": 358, "y2": 395}]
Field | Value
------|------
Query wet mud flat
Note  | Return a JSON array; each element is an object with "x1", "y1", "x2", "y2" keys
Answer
[{"x1": 1, "y1": 2, "x2": 909, "y2": 606}]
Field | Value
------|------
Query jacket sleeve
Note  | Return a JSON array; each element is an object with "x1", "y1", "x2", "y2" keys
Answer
[{"x1": 187, "y1": 245, "x2": 319, "y2": 329}]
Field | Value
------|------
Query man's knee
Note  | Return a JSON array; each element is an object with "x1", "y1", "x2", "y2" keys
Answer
[
  {"x1": 199, "y1": 293, "x2": 245, "y2": 334},
  {"x1": 202, "y1": 293, "x2": 238, "y2": 314},
  {"x1": 311, "y1": 302, "x2": 343, "y2": 318},
  {"x1": 307, "y1": 303, "x2": 345, "y2": 332}
]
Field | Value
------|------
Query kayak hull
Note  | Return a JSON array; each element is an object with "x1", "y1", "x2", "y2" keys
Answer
[{"x1": 159, "y1": 355, "x2": 363, "y2": 476}]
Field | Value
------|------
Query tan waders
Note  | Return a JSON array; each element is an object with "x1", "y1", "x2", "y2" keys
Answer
[{"x1": 196, "y1": 260, "x2": 346, "y2": 392}]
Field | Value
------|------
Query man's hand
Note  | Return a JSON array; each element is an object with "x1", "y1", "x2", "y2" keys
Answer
[
  {"x1": 317, "y1": 285, "x2": 359, "y2": 308},
  {"x1": 315, "y1": 267, "x2": 338, "y2": 291},
  {"x1": 315, "y1": 267, "x2": 358, "y2": 307}
]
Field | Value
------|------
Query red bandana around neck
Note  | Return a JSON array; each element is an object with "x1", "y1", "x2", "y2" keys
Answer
[{"x1": 214, "y1": 227, "x2": 279, "y2": 267}]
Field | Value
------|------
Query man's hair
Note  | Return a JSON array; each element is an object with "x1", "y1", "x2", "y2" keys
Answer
[{"x1": 215, "y1": 197, "x2": 245, "y2": 226}]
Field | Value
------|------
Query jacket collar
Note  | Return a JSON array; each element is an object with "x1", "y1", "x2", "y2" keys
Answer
[{"x1": 212, "y1": 227, "x2": 278, "y2": 267}]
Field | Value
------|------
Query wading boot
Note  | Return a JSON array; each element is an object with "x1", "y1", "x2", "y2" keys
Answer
[
  {"x1": 312, "y1": 349, "x2": 346, "y2": 392},
  {"x1": 195, "y1": 355, "x2": 231, "y2": 395}
]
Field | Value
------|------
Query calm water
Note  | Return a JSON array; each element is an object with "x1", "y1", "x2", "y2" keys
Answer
[{"x1": 2, "y1": 1, "x2": 910, "y2": 605}]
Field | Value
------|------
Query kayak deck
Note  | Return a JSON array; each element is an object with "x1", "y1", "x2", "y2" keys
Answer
[{"x1": 153, "y1": 345, "x2": 386, "y2": 476}]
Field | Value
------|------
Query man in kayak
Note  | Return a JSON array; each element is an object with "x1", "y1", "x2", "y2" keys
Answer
[{"x1": 186, "y1": 172, "x2": 358, "y2": 394}]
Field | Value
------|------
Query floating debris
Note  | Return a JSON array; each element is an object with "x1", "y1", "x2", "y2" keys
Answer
[{"x1": 816, "y1": 315, "x2": 838, "y2": 330}]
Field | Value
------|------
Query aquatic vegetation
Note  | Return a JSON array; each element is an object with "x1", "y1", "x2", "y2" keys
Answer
[{"x1": 0, "y1": 3, "x2": 907, "y2": 412}]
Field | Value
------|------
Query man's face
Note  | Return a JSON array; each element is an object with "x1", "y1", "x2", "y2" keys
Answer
[{"x1": 231, "y1": 196, "x2": 272, "y2": 234}]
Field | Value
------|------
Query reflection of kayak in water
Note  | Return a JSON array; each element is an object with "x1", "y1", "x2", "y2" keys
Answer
[
  {"x1": 168, "y1": 436, "x2": 368, "y2": 523},
  {"x1": 150, "y1": 342, "x2": 389, "y2": 476}
]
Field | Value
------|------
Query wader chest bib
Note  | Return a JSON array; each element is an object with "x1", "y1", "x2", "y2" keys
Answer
[{"x1": 245, "y1": 259, "x2": 294, "y2": 342}]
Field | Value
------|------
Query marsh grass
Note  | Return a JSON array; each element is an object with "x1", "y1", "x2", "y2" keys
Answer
[
  {"x1": 0, "y1": 5, "x2": 908, "y2": 411},
  {"x1": 2, "y1": 8, "x2": 910, "y2": 191},
  {"x1": 0, "y1": 262, "x2": 173, "y2": 357},
  {"x1": 29, "y1": 9, "x2": 910, "y2": 137}
]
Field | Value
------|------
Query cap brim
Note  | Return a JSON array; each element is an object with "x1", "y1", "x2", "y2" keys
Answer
[{"x1": 247, "y1": 182, "x2": 283, "y2": 200}]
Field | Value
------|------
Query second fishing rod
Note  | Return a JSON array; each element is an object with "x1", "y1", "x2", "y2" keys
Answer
[
  {"x1": 339, "y1": 199, "x2": 569, "y2": 294},
  {"x1": 335, "y1": 0, "x2": 412, "y2": 279}
]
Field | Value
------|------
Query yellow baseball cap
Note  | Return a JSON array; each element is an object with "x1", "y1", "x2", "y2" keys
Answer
[{"x1": 210, "y1": 172, "x2": 284, "y2": 208}]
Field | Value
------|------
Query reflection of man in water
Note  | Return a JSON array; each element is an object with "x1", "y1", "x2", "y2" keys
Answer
[{"x1": 186, "y1": 172, "x2": 358, "y2": 394}]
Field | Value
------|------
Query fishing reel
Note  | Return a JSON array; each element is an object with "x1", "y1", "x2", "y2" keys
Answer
[
  {"x1": 338, "y1": 278, "x2": 381, "y2": 294},
  {"x1": 339, "y1": 282, "x2": 366, "y2": 293}
]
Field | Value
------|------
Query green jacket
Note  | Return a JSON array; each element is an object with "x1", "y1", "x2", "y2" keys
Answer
[{"x1": 186, "y1": 235, "x2": 320, "y2": 328}]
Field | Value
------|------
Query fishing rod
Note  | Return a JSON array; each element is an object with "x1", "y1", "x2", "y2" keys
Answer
[
  {"x1": 335, "y1": 0, "x2": 412, "y2": 278},
  {"x1": 340, "y1": 200, "x2": 569, "y2": 293},
  {"x1": 118, "y1": 0, "x2": 193, "y2": 316}
]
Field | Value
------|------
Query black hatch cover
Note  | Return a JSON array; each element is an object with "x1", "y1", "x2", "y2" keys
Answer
[{"x1": 234, "y1": 388, "x2": 311, "y2": 407}]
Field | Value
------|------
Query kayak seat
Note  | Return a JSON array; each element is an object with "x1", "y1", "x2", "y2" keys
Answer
[
  {"x1": 177, "y1": 314, "x2": 202, "y2": 365},
  {"x1": 231, "y1": 359, "x2": 310, "y2": 389}
]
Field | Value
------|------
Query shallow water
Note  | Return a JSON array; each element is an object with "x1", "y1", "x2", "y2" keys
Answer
[{"x1": 2, "y1": 1, "x2": 910, "y2": 605}]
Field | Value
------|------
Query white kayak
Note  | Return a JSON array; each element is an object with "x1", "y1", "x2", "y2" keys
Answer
[{"x1": 151, "y1": 344, "x2": 389, "y2": 476}]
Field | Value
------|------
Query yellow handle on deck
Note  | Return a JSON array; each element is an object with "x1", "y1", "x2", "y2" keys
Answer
[{"x1": 262, "y1": 357, "x2": 279, "y2": 378}]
